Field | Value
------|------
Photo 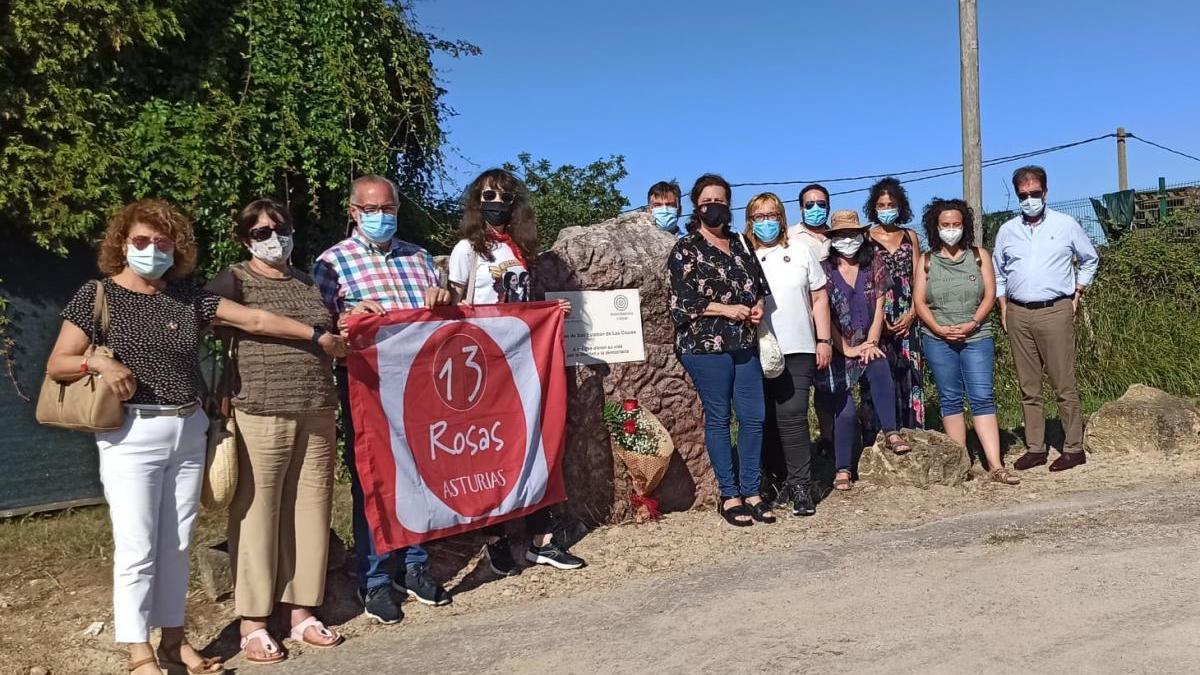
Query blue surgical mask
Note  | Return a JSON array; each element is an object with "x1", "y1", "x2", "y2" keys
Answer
[
  {"x1": 358, "y1": 212, "x2": 397, "y2": 242},
  {"x1": 652, "y1": 206, "x2": 680, "y2": 232},
  {"x1": 803, "y1": 205, "x2": 829, "y2": 227},
  {"x1": 752, "y1": 219, "x2": 781, "y2": 242},
  {"x1": 877, "y1": 208, "x2": 900, "y2": 226},
  {"x1": 125, "y1": 244, "x2": 174, "y2": 280}
]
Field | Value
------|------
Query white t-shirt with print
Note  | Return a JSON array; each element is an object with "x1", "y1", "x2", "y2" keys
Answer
[
  {"x1": 448, "y1": 239, "x2": 530, "y2": 305},
  {"x1": 758, "y1": 240, "x2": 827, "y2": 354}
]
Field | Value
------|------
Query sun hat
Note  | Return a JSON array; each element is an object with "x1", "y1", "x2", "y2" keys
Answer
[{"x1": 827, "y1": 210, "x2": 868, "y2": 234}]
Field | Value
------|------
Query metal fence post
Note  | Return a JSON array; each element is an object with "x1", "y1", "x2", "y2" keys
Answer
[{"x1": 1158, "y1": 177, "x2": 1168, "y2": 222}]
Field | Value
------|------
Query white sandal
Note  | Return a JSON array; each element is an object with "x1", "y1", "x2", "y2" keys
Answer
[
  {"x1": 289, "y1": 616, "x2": 343, "y2": 649},
  {"x1": 239, "y1": 628, "x2": 285, "y2": 665}
]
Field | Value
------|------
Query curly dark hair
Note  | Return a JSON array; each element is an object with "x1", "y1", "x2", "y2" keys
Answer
[
  {"x1": 459, "y1": 168, "x2": 539, "y2": 262},
  {"x1": 921, "y1": 198, "x2": 976, "y2": 250},
  {"x1": 98, "y1": 198, "x2": 198, "y2": 282},
  {"x1": 685, "y1": 173, "x2": 733, "y2": 234},
  {"x1": 864, "y1": 177, "x2": 913, "y2": 225}
]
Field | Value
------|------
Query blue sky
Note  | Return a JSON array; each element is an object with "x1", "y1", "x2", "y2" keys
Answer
[{"x1": 412, "y1": 0, "x2": 1200, "y2": 221}]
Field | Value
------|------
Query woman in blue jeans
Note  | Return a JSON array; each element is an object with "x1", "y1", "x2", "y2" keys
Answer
[
  {"x1": 668, "y1": 174, "x2": 773, "y2": 527},
  {"x1": 914, "y1": 199, "x2": 1019, "y2": 485},
  {"x1": 815, "y1": 211, "x2": 910, "y2": 491}
]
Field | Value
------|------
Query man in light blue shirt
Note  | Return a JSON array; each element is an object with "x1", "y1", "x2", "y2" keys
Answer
[{"x1": 993, "y1": 165, "x2": 1100, "y2": 473}]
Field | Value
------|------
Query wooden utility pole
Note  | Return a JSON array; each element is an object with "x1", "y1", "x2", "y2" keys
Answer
[
  {"x1": 1116, "y1": 127, "x2": 1129, "y2": 191},
  {"x1": 959, "y1": 0, "x2": 982, "y2": 240}
]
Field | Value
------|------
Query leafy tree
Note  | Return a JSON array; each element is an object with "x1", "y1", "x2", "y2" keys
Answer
[
  {"x1": 0, "y1": 0, "x2": 468, "y2": 274},
  {"x1": 502, "y1": 153, "x2": 629, "y2": 249}
]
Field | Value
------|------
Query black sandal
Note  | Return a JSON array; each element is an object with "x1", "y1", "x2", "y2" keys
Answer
[
  {"x1": 718, "y1": 498, "x2": 754, "y2": 527},
  {"x1": 744, "y1": 499, "x2": 777, "y2": 524}
]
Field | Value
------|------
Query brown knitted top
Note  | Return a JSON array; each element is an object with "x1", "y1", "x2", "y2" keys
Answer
[{"x1": 205, "y1": 262, "x2": 337, "y2": 414}]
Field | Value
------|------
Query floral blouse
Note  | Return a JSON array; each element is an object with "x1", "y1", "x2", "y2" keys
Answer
[
  {"x1": 815, "y1": 250, "x2": 891, "y2": 393},
  {"x1": 668, "y1": 232, "x2": 767, "y2": 355}
]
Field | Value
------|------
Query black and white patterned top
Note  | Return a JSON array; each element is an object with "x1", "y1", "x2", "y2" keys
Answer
[{"x1": 61, "y1": 278, "x2": 221, "y2": 405}]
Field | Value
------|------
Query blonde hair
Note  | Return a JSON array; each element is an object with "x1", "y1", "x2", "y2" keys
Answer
[{"x1": 743, "y1": 192, "x2": 789, "y2": 249}]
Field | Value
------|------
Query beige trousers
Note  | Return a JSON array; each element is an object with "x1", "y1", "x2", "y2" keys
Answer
[
  {"x1": 228, "y1": 409, "x2": 336, "y2": 617},
  {"x1": 1006, "y1": 300, "x2": 1084, "y2": 455}
]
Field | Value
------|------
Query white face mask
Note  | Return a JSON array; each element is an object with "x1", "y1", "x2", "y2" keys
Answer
[
  {"x1": 938, "y1": 227, "x2": 964, "y2": 247},
  {"x1": 125, "y1": 244, "x2": 174, "y2": 280},
  {"x1": 1020, "y1": 197, "x2": 1045, "y2": 218},
  {"x1": 248, "y1": 233, "x2": 293, "y2": 265},
  {"x1": 831, "y1": 234, "x2": 864, "y2": 258}
]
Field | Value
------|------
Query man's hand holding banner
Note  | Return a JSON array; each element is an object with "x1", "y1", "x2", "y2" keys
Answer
[{"x1": 345, "y1": 302, "x2": 567, "y2": 551}]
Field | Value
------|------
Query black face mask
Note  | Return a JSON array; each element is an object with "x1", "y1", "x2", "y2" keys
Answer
[
  {"x1": 698, "y1": 203, "x2": 732, "y2": 229},
  {"x1": 481, "y1": 202, "x2": 513, "y2": 228}
]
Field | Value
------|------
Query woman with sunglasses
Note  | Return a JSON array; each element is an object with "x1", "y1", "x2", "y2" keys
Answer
[
  {"x1": 744, "y1": 192, "x2": 832, "y2": 517},
  {"x1": 814, "y1": 211, "x2": 908, "y2": 492},
  {"x1": 447, "y1": 168, "x2": 585, "y2": 575},
  {"x1": 669, "y1": 174, "x2": 770, "y2": 527},
  {"x1": 204, "y1": 199, "x2": 344, "y2": 664},
  {"x1": 46, "y1": 199, "x2": 347, "y2": 675}
]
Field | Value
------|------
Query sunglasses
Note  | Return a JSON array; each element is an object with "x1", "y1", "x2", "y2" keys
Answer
[
  {"x1": 803, "y1": 201, "x2": 829, "y2": 210},
  {"x1": 128, "y1": 236, "x2": 175, "y2": 252},
  {"x1": 247, "y1": 223, "x2": 294, "y2": 242},
  {"x1": 481, "y1": 190, "x2": 516, "y2": 204},
  {"x1": 1017, "y1": 190, "x2": 1045, "y2": 200}
]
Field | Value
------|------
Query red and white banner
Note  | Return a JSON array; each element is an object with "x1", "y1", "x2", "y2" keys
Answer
[{"x1": 345, "y1": 302, "x2": 567, "y2": 551}]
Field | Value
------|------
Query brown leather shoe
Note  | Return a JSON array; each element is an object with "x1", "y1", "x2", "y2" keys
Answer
[
  {"x1": 1013, "y1": 451, "x2": 1049, "y2": 471},
  {"x1": 1049, "y1": 452, "x2": 1086, "y2": 472}
]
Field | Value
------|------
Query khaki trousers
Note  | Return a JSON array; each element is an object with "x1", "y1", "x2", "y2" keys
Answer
[
  {"x1": 228, "y1": 409, "x2": 336, "y2": 617},
  {"x1": 1006, "y1": 301, "x2": 1084, "y2": 454}
]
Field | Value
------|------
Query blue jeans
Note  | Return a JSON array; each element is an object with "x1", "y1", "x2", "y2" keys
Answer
[
  {"x1": 337, "y1": 368, "x2": 428, "y2": 592},
  {"x1": 680, "y1": 349, "x2": 766, "y2": 498},
  {"x1": 922, "y1": 335, "x2": 997, "y2": 416},
  {"x1": 817, "y1": 358, "x2": 898, "y2": 472}
]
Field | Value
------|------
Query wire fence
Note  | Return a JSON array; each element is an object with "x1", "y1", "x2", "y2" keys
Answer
[{"x1": 1043, "y1": 179, "x2": 1200, "y2": 246}]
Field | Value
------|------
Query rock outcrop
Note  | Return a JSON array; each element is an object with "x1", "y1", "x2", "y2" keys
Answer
[
  {"x1": 858, "y1": 429, "x2": 971, "y2": 488},
  {"x1": 535, "y1": 211, "x2": 713, "y2": 523},
  {"x1": 1085, "y1": 384, "x2": 1200, "y2": 457}
]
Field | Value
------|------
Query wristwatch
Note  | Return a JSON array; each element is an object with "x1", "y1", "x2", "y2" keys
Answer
[
  {"x1": 816, "y1": 338, "x2": 832, "y2": 345},
  {"x1": 311, "y1": 326, "x2": 327, "y2": 348}
]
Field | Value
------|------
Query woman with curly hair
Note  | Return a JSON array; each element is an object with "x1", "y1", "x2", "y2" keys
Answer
[
  {"x1": 864, "y1": 177, "x2": 925, "y2": 431},
  {"x1": 45, "y1": 199, "x2": 346, "y2": 675},
  {"x1": 447, "y1": 168, "x2": 585, "y2": 574},
  {"x1": 914, "y1": 199, "x2": 1018, "y2": 485}
]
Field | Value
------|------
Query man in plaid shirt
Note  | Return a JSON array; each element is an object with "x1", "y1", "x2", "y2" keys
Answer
[{"x1": 313, "y1": 175, "x2": 452, "y2": 624}]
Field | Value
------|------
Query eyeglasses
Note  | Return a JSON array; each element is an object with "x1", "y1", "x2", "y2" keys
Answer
[
  {"x1": 481, "y1": 190, "x2": 516, "y2": 204},
  {"x1": 803, "y1": 201, "x2": 829, "y2": 210},
  {"x1": 351, "y1": 202, "x2": 399, "y2": 215},
  {"x1": 247, "y1": 223, "x2": 294, "y2": 242},
  {"x1": 128, "y1": 236, "x2": 175, "y2": 252},
  {"x1": 751, "y1": 212, "x2": 783, "y2": 223},
  {"x1": 1017, "y1": 190, "x2": 1045, "y2": 200}
]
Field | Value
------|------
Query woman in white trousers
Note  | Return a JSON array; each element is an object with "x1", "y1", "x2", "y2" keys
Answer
[{"x1": 47, "y1": 199, "x2": 346, "y2": 675}]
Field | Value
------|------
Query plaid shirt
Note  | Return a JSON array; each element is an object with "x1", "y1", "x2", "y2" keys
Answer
[{"x1": 313, "y1": 234, "x2": 438, "y2": 315}]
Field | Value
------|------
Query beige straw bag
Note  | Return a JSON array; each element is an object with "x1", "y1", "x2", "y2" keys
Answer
[{"x1": 202, "y1": 327, "x2": 240, "y2": 510}]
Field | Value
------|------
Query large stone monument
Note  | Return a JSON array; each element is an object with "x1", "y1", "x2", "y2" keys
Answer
[{"x1": 534, "y1": 211, "x2": 715, "y2": 523}]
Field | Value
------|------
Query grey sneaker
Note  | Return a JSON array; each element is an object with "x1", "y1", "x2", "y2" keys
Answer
[
  {"x1": 393, "y1": 563, "x2": 451, "y2": 606},
  {"x1": 357, "y1": 585, "x2": 402, "y2": 624}
]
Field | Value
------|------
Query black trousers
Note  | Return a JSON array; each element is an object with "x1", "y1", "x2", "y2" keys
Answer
[{"x1": 762, "y1": 353, "x2": 817, "y2": 488}]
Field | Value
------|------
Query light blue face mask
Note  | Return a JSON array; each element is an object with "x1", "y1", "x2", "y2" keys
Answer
[
  {"x1": 877, "y1": 208, "x2": 900, "y2": 226},
  {"x1": 652, "y1": 206, "x2": 680, "y2": 232},
  {"x1": 359, "y1": 212, "x2": 397, "y2": 242},
  {"x1": 752, "y1": 219, "x2": 781, "y2": 242},
  {"x1": 125, "y1": 244, "x2": 174, "y2": 280},
  {"x1": 803, "y1": 205, "x2": 829, "y2": 227}
]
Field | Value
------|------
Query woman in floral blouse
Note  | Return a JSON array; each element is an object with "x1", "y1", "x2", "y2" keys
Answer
[
  {"x1": 863, "y1": 177, "x2": 925, "y2": 431},
  {"x1": 815, "y1": 211, "x2": 911, "y2": 492},
  {"x1": 668, "y1": 174, "x2": 773, "y2": 527}
]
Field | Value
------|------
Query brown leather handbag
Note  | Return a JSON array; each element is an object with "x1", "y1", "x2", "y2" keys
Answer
[{"x1": 35, "y1": 280, "x2": 125, "y2": 432}]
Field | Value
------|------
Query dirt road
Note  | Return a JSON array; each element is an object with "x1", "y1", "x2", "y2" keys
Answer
[{"x1": 284, "y1": 481, "x2": 1200, "y2": 675}]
